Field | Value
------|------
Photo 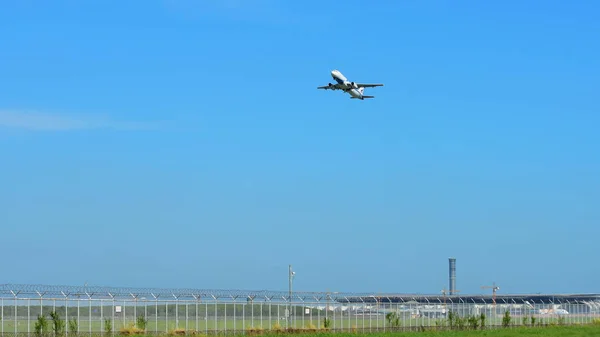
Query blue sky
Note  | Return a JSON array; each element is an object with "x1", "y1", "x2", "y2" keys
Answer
[{"x1": 1, "y1": 0, "x2": 599, "y2": 295}]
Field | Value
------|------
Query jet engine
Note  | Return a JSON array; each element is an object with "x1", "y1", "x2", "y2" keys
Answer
[{"x1": 350, "y1": 82, "x2": 358, "y2": 89}]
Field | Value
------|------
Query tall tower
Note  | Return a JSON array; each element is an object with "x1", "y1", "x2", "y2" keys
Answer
[{"x1": 448, "y1": 257, "x2": 456, "y2": 295}]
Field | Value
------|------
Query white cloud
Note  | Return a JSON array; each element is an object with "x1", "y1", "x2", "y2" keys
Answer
[{"x1": 0, "y1": 110, "x2": 160, "y2": 131}]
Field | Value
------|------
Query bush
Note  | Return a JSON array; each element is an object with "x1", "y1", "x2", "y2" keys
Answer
[
  {"x1": 34, "y1": 314, "x2": 49, "y2": 337},
  {"x1": 502, "y1": 310, "x2": 512, "y2": 328},
  {"x1": 49, "y1": 311, "x2": 66, "y2": 336},
  {"x1": 245, "y1": 326, "x2": 263, "y2": 336},
  {"x1": 104, "y1": 318, "x2": 113, "y2": 334},
  {"x1": 455, "y1": 315, "x2": 466, "y2": 330},
  {"x1": 447, "y1": 311, "x2": 455, "y2": 329},
  {"x1": 467, "y1": 315, "x2": 479, "y2": 330},
  {"x1": 68, "y1": 318, "x2": 78, "y2": 334},
  {"x1": 137, "y1": 314, "x2": 148, "y2": 331},
  {"x1": 120, "y1": 322, "x2": 144, "y2": 335},
  {"x1": 272, "y1": 322, "x2": 283, "y2": 332},
  {"x1": 385, "y1": 312, "x2": 400, "y2": 327}
]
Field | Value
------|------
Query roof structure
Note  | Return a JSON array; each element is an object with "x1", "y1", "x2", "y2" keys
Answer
[
  {"x1": 1, "y1": 284, "x2": 599, "y2": 305},
  {"x1": 338, "y1": 293, "x2": 600, "y2": 305}
]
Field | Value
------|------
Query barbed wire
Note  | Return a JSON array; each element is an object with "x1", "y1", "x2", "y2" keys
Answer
[{"x1": 0, "y1": 283, "x2": 599, "y2": 305}]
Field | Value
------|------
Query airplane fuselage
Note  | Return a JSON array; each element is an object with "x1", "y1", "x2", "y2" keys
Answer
[
  {"x1": 317, "y1": 69, "x2": 381, "y2": 100},
  {"x1": 330, "y1": 70, "x2": 366, "y2": 99}
]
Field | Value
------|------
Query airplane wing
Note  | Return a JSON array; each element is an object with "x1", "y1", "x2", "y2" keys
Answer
[
  {"x1": 356, "y1": 83, "x2": 384, "y2": 88},
  {"x1": 317, "y1": 83, "x2": 343, "y2": 90}
]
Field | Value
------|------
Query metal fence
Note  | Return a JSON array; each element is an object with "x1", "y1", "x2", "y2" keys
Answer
[{"x1": 1, "y1": 284, "x2": 599, "y2": 336}]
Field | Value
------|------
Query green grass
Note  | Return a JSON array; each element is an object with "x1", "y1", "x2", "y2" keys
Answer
[
  {"x1": 345, "y1": 325, "x2": 596, "y2": 337},
  {"x1": 366, "y1": 325, "x2": 600, "y2": 337},
  {"x1": 2, "y1": 316, "x2": 599, "y2": 333},
  {"x1": 5, "y1": 319, "x2": 600, "y2": 337},
  {"x1": 113, "y1": 325, "x2": 600, "y2": 337}
]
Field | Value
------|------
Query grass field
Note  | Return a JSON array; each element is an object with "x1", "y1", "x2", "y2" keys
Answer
[
  {"x1": 272, "y1": 325, "x2": 600, "y2": 337},
  {"x1": 0, "y1": 316, "x2": 600, "y2": 337},
  {"x1": 14, "y1": 324, "x2": 596, "y2": 337},
  {"x1": 1, "y1": 320, "x2": 600, "y2": 337},
  {"x1": 115, "y1": 325, "x2": 599, "y2": 337},
  {"x1": 246, "y1": 325, "x2": 600, "y2": 337},
  {"x1": 3, "y1": 316, "x2": 599, "y2": 334}
]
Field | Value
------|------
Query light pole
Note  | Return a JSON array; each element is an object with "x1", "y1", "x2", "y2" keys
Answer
[{"x1": 288, "y1": 265, "x2": 295, "y2": 329}]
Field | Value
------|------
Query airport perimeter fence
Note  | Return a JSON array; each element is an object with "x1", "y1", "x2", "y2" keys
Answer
[{"x1": 1, "y1": 283, "x2": 600, "y2": 336}]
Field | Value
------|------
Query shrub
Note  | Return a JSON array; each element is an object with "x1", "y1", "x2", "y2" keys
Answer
[
  {"x1": 467, "y1": 315, "x2": 479, "y2": 330},
  {"x1": 34, "y1": 314, "x2": 49, "y2": 337},
  {"x1": 104, "y1": 318, "x2": 113, "y2": 334},
  {"x1": 168, "y1": 328, "x2": 187, "y2": 336},
  {"x1": 502, "y1": 310, "x2": 511, "y2": 328},
  {"x1": 447, "y1": 311, "x2": 455, "y2": 329},
  {"x1": 68, "y1": 318, "x2": 78, "y2": 334},
  {"x1": 49, "y1": 311, "x2": 66, "y2": 337},
  {"x1": 455, "y1": 315, "x2": 466, "y2": 330},
  {"x1": 245, "y1": 326, "x2": 263, "y2": 336},
  {"x1": 385, "y1": 312, "x2": 400, "y2": 328},
  {"x1": 136, "y1": 314, "x2": 148, "y2": 331},
  {"x1": 272, "y1": 322, "x2": 283, "y2": 332},
  {"x1": 120, "y1": 322, "x2": 144, "y2": 335}
]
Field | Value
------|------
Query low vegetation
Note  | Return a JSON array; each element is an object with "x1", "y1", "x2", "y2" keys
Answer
[
  {"x1": 136, "y1": 313, "x2": 600, "y2": 337},
  {"x1": 26, "y1": 310, "x2": 600, "y2": 337},
  {"x1": 113, "y1": 324, "x2": 600, "y2": 337}
]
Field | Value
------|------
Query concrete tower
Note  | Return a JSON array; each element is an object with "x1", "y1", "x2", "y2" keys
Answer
[{"x1": 449, "y1": 257, "x2": 456, "y2": 295}]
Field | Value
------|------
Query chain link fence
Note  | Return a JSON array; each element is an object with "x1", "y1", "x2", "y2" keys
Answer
[{"x1": 1, "y1": 284, "x2": 599, "y2": 336}]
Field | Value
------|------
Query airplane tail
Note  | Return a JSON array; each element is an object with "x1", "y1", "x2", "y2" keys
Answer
[{"x1": 357, "y1": 87, "x2": 374, "y2": 99}]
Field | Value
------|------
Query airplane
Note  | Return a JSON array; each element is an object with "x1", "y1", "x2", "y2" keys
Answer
[{"x1": 317, "y1": 69, "x2": 383, "y2": 100}]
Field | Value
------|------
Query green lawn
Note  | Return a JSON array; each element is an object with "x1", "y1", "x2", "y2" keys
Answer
[
  {"x1": 108, "y1": 325, "x2": 600, "y2": 337},
  {"x1": 296, "y1": 325, "x2": 600, "y2": 337},
  {"x1": 2, "y1": 316, "x2": 599, "y2": 333}
]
